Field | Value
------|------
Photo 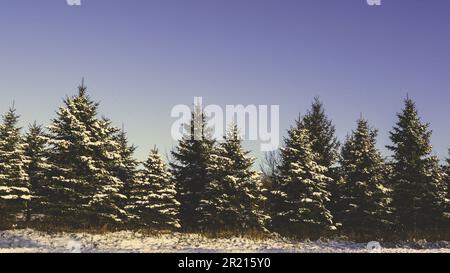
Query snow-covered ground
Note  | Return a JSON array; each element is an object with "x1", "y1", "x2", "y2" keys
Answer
[{"x1": 0, "y1": 229, "x2": 449, "y2": 253}]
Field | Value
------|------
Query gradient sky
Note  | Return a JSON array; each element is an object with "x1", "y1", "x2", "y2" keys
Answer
[{"x1": 1, "y1": 0, "x2": 450, "y2": 163}]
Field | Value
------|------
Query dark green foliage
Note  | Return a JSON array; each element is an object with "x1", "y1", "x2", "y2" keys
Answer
[
  {"x1": 299, "y1": 98, "x2": 340, "y2": 220},
  {"x1": 24, "y1": 122, "x2": 50, "y2": 222},
  {"x1": 338, "y1": 118, "x2": 393, "y2": 237},
  {"x1": 300, "y1": 97, "x2": 340, "y2": 168},
  {"x1": 0, "y1": 106, "x2": 30, "y2": 228},
  {"x1": 198, "y1": 125, "x2": 268, "y2": 232},
  {"x1": 387, "y1": 97, "x2": 447, "y2": 234},
  {"x1": 46, "y1": 82, "x2": 127, "y2": 228},
  {"x1": 271, "y1": 122, "x2": 335, "y2": 238},
  {"x1": 113, "y1": 128, "x2": 139, "y2": 223},
  {"x1": 170, "y1": 105, "x2": 215, "y2": 231},
  {"x1": 128, "y1": 148, "x2": 180, "y2": 230},
  {"x1": 440, "y1": 151, "x2": 450, "y2": 228}
]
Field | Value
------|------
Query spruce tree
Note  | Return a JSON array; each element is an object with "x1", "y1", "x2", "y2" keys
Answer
[
  {"x1": 170, "y1": 105, "x2": 215, "y2": 231},
  {"x1": 46, "y1": 81, "x2": 127, "y2": 227},
  {"x1": 300, "y1": 97, "x2": 340, "y2": 217},
  {"x1": 113, "y1": 128, "x2": 139, "y2": 222},
  {"x1": 300, "y1": 97, "x2": 339, "y2": 168},
  {"x1": 90, "y1": 117, "x2": 128, "y2": 226},
  {"x1": 128, "y1": 148, "x2": 180, "y2": 230},
  {"x1": 196, "y1": 144, "x2": 230, "y2": 231},
  {"x1": 24, "y1": 122, "x2": 50, "y2": 222},
  {"x1": 223, "y1": 127, "x2": 268, "y2": 232},
  {"x1": 0, "y1": 106, "x2": 30, "y2": 228},
  {"x1": 338, "y1": 118, "x2": 393, "y2": 236},
  {"x1": 387, "y1": 97, "x2": 447, "y2": 234},
  {"x1": 261, "y1": 150, "x2": 280, "y2": 232},
  {"x1": 441, "y1": 151, "x2": 450, "y2": 226},
  {"x1": 198, "y1": 125, "x2": 268, "y2": 232},
  {"x1": 271, "y1": 123, "x2": 335, "y2": 238}
]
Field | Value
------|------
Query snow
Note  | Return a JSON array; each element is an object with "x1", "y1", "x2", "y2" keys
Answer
[{"x1": 0, "y1": 229, "x2": 448, "y2": 253}]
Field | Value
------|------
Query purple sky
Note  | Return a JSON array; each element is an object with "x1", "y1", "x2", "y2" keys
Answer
[{"x1": 1, "y1": 0, "x2": 450, "y2": 162}]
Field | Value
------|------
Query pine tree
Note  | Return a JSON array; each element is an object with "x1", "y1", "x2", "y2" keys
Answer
[
  {"x1": 338, "y1": 118, "x2": 393, "y2": 237},
  {"x1": 196, "y1": 144, "x2": 230, "y2": 231},
  {"x1": 198, "y1": 125, "x2": 268, "y2": 232},
  {"x1": 0, "y1": 106, "x2": 30, "y2": 228},
  {"x1": 299, "y1": 97, "x2": 340, "y2": 218},
  {"x1": 24, "y1": 122, "x2": 50, "y2": 222},
  {"x1": 113, "y1": 128, "x2": 139, "y2": 223},
  {"x1": 441, "y1": 151, "x2": 450, "y2": 227},
  {"x1": 223, "y1": 127, "x2": 268, "y2": 232},
  {"x1": 387, "y1": 97, "x2": 447, "y2": 234},
  {"x1": 128, "y1": 148, "x2": 180, "y2": 230},
  {"x1": 300, "y1": 97, "x2": 339, "y2": 168},
  {"x1": 271, "y1": 123, "x2": 335, "y2": 238},
  {"x1": 170, "y1": 104, "x2": 215, "y2": 231},
  {"x1": 260, "y1": 150, "x2": 280, "y2": 232},
  {"x1": 46, "y1": 81, "x2": 127, "y2": 227},
  {"x1": 90, "y1": 117, "x2": 129, "y2": 226}
]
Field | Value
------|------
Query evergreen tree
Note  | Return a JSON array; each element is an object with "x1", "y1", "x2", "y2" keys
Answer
[
  {"x1": 441, "y1": 151, "x2": 450, "y2": 226},
  {"x1": 24, "y1": 122, "x2": 50, "y2": 222},
  {"x1": 128, "y1": 148, "x2": 180, "y2": 230},
  {"x1": 90, "y1": 117, "x2": 129, "y2": 226},
  {"x1": 300, "y1": 97, "x2": 339, "y2": 168},
  {"x1": 170, "y1": 104, "x2": 215, "y2": 231},
  {"x1": 387, "y1": 97, "x2": 447, "y2": 234},
  {"x1": 113, "y1": 128, "x2": 139, "y2": 222},
  {"x1": 0, "y1": 106, "x2": 30, "y2": 228},
  {"x1": 338, "y1": 118, "x2": 393, "y2": 236},
  {"x1": 198, "y1": 125, "x2": 268, "y2": 232},
  {"x1": 46, "y1": 81, "x2": 127, "y2": 227},
  {"x1": 299, "y1": 97, "x2": 340, "y2": 218},
  {"x1": 271, "y1": 123, "x2": 335, "y2": 238},
  {"x1": 260, "y1": 150, "x2": 281, "y2": 232}
]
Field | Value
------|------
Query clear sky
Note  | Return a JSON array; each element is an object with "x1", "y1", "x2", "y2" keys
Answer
[{"x1": 1, "y1": 0, "x2": 450, "y2": 163}]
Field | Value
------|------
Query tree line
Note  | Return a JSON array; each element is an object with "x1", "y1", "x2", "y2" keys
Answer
[{"x1": 0, "y1": 81, "x2": 448, "y2": 240}]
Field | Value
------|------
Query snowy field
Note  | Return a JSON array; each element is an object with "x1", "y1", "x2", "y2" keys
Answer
[{"x1": 0, "y1": 229, "x2": 449, "y2": 253}]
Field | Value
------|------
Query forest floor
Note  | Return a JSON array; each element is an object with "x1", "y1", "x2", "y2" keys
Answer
[{"x1": 0, "y1": 229, "x2": 449, "y2": 253}]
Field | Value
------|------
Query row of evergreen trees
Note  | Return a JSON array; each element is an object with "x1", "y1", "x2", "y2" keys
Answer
[
  {"x1": 0, "y1": 83, "x2": 179, "y2": 230},
  {"x1": 0, "y1": 81, "x2": 448, "y2": 240},
  {"x1": 266, "y1": 97, "x2": 449, "y2": 239}
]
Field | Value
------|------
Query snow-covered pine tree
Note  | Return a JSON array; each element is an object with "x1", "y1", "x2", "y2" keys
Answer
[
  {"x1": 387, "y1": 97, "x2": 447, "y2": 234},
  {"x1": 170, "y1": 104, "x2": 215, "y2": 231},
  {"x1": 0, "y1": 106, "x2": 30, "y2": 228},
  {"x1": 24, "y1": 122, "x2": 50, "y2": 222},
  {"x1": 260, "y1": 150, "x2": 280, "y2": 232},
  {"x1": 197, "y1": 125, "x2": 268, "y2": 233},
  {"x1": 113, "y1": 127, "x2": 139, "y2": 223},
  {"x1": 128, "y1": 148, "x2": 180, "y2": 230},
  {"x1": 300, "y1": 97, "x2": 339, "y2": 168},
  {"x1": 46, "y1": 81, "x2": 127, "y2": 228},
  {"x1": 271, "y1": 123, "x2": 335, "y2": 238},
  {"x1": 441, "y1": 151, "x2": 450, "y2": 227},
  {"x1": 89, "y1": 117, "x2": 128, "y2": 226},
  {"x1": 222, "y1": 126, "x2": 268, "y2": 232},
  {"x1": 299, "y1": 97, "x2": 340, "y2": 219},
  {"x1": 338, "y1": 118, "x2": 393, "y2": 237},
  {"x1": 196, "y1": 145, "x2": 230, "y2": 231}
]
